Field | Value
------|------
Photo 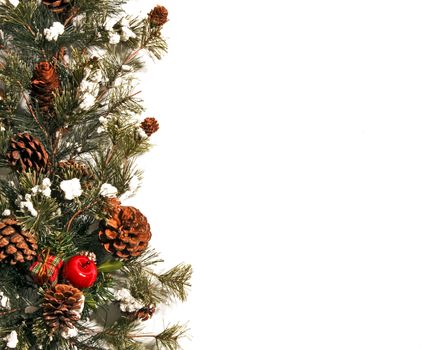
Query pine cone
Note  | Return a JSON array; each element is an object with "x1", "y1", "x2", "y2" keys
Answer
[
  {"x1": 6, "y1": 133, "x2": 49, "y2": 173},
  {"x1": 30, "y1": 61, "x2": 60, "y2": 115},
  {"x1": 148, "y1": 5, "x2": 169, "y2": 26},
  {"x1": 128, "y1": 304, "x2": 155, "y2": 321},
  {"x1": 58, "y1": 159, "x2": 94, "y2": 190},
  {"x1": 140, "y1": 117, "x2": 159, "y2": 137},
  {"x1": 98, "y1": 205, "x2": 151, "y2": 259},
  {"x1": 42, "y1": 284, "x2": 83, "y2": 335},
  {"x1": 58, "y1": 159, "x2": 91, "y2": 177},
  {"x1": 0, "y1": 218, "x2": 37, "y2": 265},
  {"x1": 42, "y1": 0, "x2": 71, "y2": 15}
]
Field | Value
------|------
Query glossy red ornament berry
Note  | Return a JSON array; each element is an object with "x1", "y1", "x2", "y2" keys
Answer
[{"x1": 62, "y1": 255, "x2": 98, "y2": 289}]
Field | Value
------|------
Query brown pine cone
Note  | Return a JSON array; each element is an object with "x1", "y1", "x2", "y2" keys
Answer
[
  {"x1": 148, "y1": 5, "x2": 169, "y2": 26},
  {"x1": 98, "y1": 205, "x2": 151, "y2": 259},
  {"x1": 128, "y1": 304, "x2": 156, "y2": 321},
  {"x1": 58, "y1": 159, "x2": 94, "y2": 190},
  {"x1": 30, "y1": 61, "x2": 60, "y2": 115},
  {"x1": 58, "y1": 159, "x2": 91, "y2": 177},
  {"x1": 42, "y1": 0, "x2": 71, "y2": 14},
  {"x1": 6, "y1": 133, "x2": 49, "y2": 173},
  {"x1": 42, "y1": 284, "x2": 83, "y2": 335},
  {"x1": 140, "y1": 117, "x2": 159, "y2": 137},
  {"x1": 0, "y1": 218, "x2": 37, "y2": 265}
]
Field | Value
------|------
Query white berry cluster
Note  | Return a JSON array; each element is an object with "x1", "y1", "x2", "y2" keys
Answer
[
  {"x1": 31, "y1": 178, "x2": 52, "y2": 198},
  {"x1": 104, "y1": 17, "x2": 136, "y2": 45},
  {"x1": 14, "y1": 178, "x2": 52, "y2": 217},
  {"x1": 1, "y1": 0, "x2": 19, "y2": 7},
  {"x1": 60, "y1": 178, "x2": 83, "y2": 200},
  {"x1": 99, "y1": 183, "x2": 118, "y2": 198},
  {"x1": 0, "y1": 291, "x2": 10, "y2": 309},
  {"x1": 43, "y1": 22, "x2": 65, "y2": 42},
  {"x1": 3, "y1": 330, "x2": 18, "y2": 349},
  {"x1": 97, "y1": 116, "x2": 109, "y2": 134},
  {"x1": 79, "y1": 67, "x2": 106, "y2": 111},
  {"x1": 113, "y1": 288, "x2": 144, "y2": 313},
  {"x1": 17, "y1": 194, "x2": 37, "y2": 217}
]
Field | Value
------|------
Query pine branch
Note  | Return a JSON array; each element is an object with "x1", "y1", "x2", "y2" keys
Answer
[
  {"x1": 153, "y1": 324, "x2": 189, "y2": 350},
  {"x1": 127, "y1": 264, "x2": 168, "y2": 306},
  {"x1": 140, "y1": 19, "x2": 168, "y2": 60},
  {"x1": 157, "y1": 264, "x2": 192, "y2": 302},
  {"x1": 0, "y1": 1, "x2": 190, "y2": 349}
]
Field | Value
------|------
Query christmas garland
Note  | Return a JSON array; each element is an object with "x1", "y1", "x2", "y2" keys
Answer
[{"x1": 0, "y1": 0, "x2": 192, "y2": 349}]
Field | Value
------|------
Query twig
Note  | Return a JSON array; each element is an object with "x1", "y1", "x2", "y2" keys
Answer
[
  {"x1": 0, "y1": 308, "x2": 18, "y2": 316},
  {"x1": 17, "y1": 82, "x2": 50, "y2": 142},
  {"x1": 66, "y1": 199, "x2": 99, "y2": 231}
]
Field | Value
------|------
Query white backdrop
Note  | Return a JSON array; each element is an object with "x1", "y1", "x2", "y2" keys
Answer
[{"x1": 124, "y1": 1, "x2": 445, "y2": 349}]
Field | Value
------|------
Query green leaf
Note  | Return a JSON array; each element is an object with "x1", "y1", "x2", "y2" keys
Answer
[{"x1": 98, "y1": 260, "x2": 124, "y2": 273}]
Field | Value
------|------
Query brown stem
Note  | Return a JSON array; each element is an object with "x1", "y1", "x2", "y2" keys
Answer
[
  {"x1": 96, "y1": 49, "x2": 142, "y2": 102},
  {"x1": 105, "y1": 144, "x2": 116, "y2": 165},
  {"x1": 124, "y1": 48, "x2": 142, "y2": 65},
  {"x1": 19, "y1": 87, "x2": 50, "y2": 142},
  {"x1": 129, "y1": 333, "x2": 157, "y2": 338},
  {"x1": 65, "y1": 200, "x2": 99, "y2": 231},
  {"x1": 0, "y1": 308, "x2": 18, "y2": 316},
  {"x1": 25, "y1": 25, "x2": 35, "y2": 36}
]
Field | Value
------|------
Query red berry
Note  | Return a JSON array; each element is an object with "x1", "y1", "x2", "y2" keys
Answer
[{"x1": 62, "y1": 255, "x2": 98, "y2": 289}]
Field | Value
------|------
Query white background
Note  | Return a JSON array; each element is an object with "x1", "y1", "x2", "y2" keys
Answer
[{"x1": 124, "y1": 1, "x2": 445, "y2": 349}]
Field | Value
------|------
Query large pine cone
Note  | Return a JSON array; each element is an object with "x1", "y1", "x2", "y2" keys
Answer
[
  {"x1": 0, "y1": 218, "x2": 37, "y2": 265},
  {"x1": 6, "y1": 133, "x2": 49, "y2": 173},
  {"x1": 42, "y1": 0, "x2": 71, "y2": 14},
  {"x1": 30, "y1": 61, "x2": 60, "y2": 115},
  {"x1": 42, "y1": 284, "x2": 83, "y2": 335},
  {"x1": 98, "y1": 205, "x2": 151, "y2": 259}
]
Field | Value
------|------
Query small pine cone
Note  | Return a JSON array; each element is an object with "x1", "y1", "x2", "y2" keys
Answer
[
  {"x1": 148, "y1": 5, "x2": 168, "y2": 26},
  {"x1": 42, "y1": 284, "x2": 83, "y2": 335},
  {"x1": 6, "y1": 133, "x2": 49, "y2": 173},
  {"x1": 58, "y1": 159, "x2": 91, "y2": 178},
  {"x1": 0, "y1": 218, "x2": 37, "y2": 265},
  {"x1": 42, "y1": 0, "x2": 71, "y2": 15},
  {"x1": 140, "y1": 117, "x2": 159, "y2": 137},
  {"x1": 58, "y1": 160, "x2": 94, "y2": 190},
  {"x1": 98, "y1": 205, "x2": 151, "y2": 259},
  {"x1": 31, "y1": 61, "x2": 60, "y2": 115},
  {"x1": 128, "y1": 304, "x2": 156, "y2": 321}
]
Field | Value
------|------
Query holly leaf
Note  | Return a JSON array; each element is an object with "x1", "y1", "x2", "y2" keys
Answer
[{"x1": 97, "y1": 260, "x2": 124, "y2": 273}]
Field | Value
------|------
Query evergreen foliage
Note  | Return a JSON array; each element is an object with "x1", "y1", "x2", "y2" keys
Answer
[{"x1": 0, "y1": 0, "x2": 191, "y2": 349}]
